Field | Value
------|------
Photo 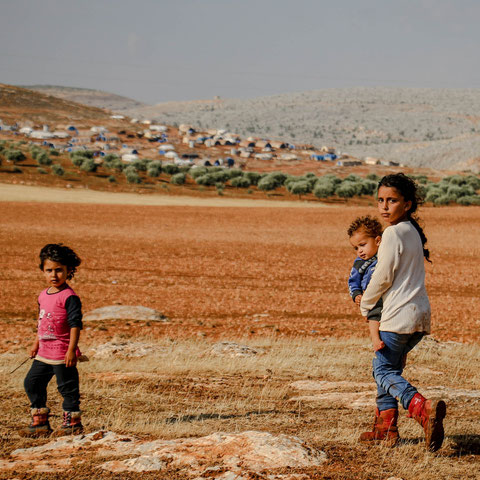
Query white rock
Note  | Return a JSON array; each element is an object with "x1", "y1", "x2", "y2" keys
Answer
[
  {"x1": 210, "y1": 342, "x2": 265, "y2": 357},
  {"x1": 83, "y1": 305, "x2": 167, "y2": 322}
]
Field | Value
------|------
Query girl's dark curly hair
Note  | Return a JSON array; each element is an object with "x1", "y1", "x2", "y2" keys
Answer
[
  {"x1": 39, "y1": 244, "x2": 82, "y2": 280},
  {"x1": 378, "y1": 173, "x2": 431, "y2": 262},
  {"x1": 347, "y1": 215, "x2": 383, "y2": 238}
]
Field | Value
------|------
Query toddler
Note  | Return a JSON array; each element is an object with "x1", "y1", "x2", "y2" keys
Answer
[
  {"x1": 20, "y1": 243, "x2": 84, "y2": 437},
  {"x1": 347, "y1": 215, "x2": 384, "y2": 351}
]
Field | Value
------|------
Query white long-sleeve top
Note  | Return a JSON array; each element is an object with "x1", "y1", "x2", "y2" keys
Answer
[{"x1": 360, "y1": 220, "x2": 431, "y2": 334}]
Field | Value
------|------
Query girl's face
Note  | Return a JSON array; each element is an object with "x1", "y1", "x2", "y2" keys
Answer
[
  {"x1": 377, "y1": 186, "x2": 412, "y2": 226},
  {"x1": 43, "y1": 259, "x2": 69, "y2": 291}
]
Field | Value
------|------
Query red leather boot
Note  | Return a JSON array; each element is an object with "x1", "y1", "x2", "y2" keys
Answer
[
  {"x1": 408, "y1": 393, "x2": 446, "y2": 452},
  {"x1": 18, "y1": 408, "x2": 52, "y2": 437},
  {"x1": 359, "y1": 407, "x2": 399, "y2": 446}
]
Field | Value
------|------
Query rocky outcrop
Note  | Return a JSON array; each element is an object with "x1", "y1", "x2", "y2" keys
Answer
[{"x1": 83, "y1": 305, "x2": 167, "y2": 322}]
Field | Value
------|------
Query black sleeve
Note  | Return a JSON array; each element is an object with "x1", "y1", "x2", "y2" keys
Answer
[{"x1": 65, "y1": 296, "x2": 83, "y2": 330}]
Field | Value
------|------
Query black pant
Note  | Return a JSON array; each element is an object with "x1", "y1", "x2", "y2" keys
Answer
[{"x1": 24, "y1": 360, "x2": 80, "y2": 411}]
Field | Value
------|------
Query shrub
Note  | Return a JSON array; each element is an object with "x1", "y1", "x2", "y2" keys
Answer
[
  {"x1": 313, "y1": 181, "x2": 335, "y2": 198},
  {"x1": 465, "y1": 175, "x2": 480, "y2": 190},
  {"x1": 257, "y1": 176, "x2": 277, "y2": 192},
  {"x1": 163, "y1": 164, "x2": 180, "y2": 175},
  {"x1": 71, "y1": 149, "x2": 93, "y2": 159},
  {"x1": 289, "y1": 181, "x2": 311, "y2": 198},
  {"x1": 434, "y1": 194, "x2": 457, "y2": 205},
  {"x1": 110, "y1": 158, "x2": 124, "y2": 172},
  {"x1": 130, "y1": 158, "x2": 149, "y2": 172},
  {"x1": 444, "y1": 174, "x2": 464, "y2": 185},
  {"x1": 456, "y1": 195, "x2": 480, "y2": 206},
  {"x1": 189, "y1": 166, "x2": 208, "y2": 179},
  {"x1": 36, "y1": 151, "x2": 52, "y2": 166},
  {"x1": 147, "y1": 161, "x2": 162, "y2": 177},
  {"x1": 71, "y1": 156, "x2": 85, "y2": 167},
  {"x1": 449, "y1": 184, "x2": 474, "y2": 198},
  {"x1": 50, "y1": 149, "x2": 60, "y2": 156},
  {"x1": 335, "y1": 181, "x2": 357, "y2": 198},
  {"x1": 125, "y1": 167, "x2": 141, "y2": 184},
  {"x1": 215, "y1": 183, "x2": 224, "y2": 195},
  {"x1": 171, "y1": 172, "x2": 186, "y2": 185},
  {"x1": 80, "y1": 158, "x2": 97, "y2": 172},
  {"x1": 30, "y1": 147, "x2": 41, "y2": 159},
  {"x1": 344, "y1": 173, "x2": 362, "y2": 183},
  {"x1": 37, "y1": 167, "x2": 48, "y2": 174},
  {"x1": 366, "y1": 173, "x2": 380, "y2": 181},
  {"x1": 425, "y1": 187, "x2": 443, "y2": 203},
  {"x1": 11, "y1": 166, "x2": 22, "y2": 173},
  {"x1": 230, "y1": 176, "x2": 251, "y2": 188},
  {"x1": 51, "y1": 164, "x2": 64, "y2": 176},
  {"x1": 227, "y1": 169, "x2": 243, "y2": 179},
  {"x1": 196, "y1": 174, "x2": 216, "y2": 186},
  {"x1": 359, "y1": 179, "x2": 377, "y2": 195},
  {"x1": 6, "y1": 149, "x2": 26, "y2": 163},
  {"x1": 108, "y1": 175, "x2": 116, "y2": 183},
  {"x1": 413, "y1": 174, "x2": 428, "y2": 184},
  {"x1": 244, "y1": 171, "x2": 261, "y2": 185}
]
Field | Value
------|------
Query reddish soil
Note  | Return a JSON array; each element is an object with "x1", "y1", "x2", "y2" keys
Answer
[{"x1": 1, "y1": 201, "x2": 478, "y2": 354}]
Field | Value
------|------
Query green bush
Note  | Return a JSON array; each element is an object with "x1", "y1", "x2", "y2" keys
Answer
[
  {"x1": 50, "y1": 149, "x2": 60, "y2": 156},
  {"x1": 6, "y1": 149, "x2": 26, "y2": 163},
  {"x1": 335, "y1": 181, "x2": 358, "y2": 198},
  {"x1": 360, "y1": 179, "x2": 377, "y2": 195},
  {"x1": 147, "y1": 161, "x2": 162, "y2": 177},
  {"x1": 227, "y1": 169, "x2": 243, "y2": 179},
  {"x1": 244, "y1": 171, "x2": 262, "y2": 185},
  {"x1": 71, "y1": 149, "x2": 93, "y2": 160},
  {"x1": 30, "y1": 147, "x2": 41, "y2": 159},
  {"x1": 449, "y1": 184, "x2": 474, "y2": 198},
  {"x1": 171, "y1": 172, "x2": 186, "y2": 185},
  {"x1": 289, "y1": 181, "x2": 311, "y2": 198},
  {"x1": 124, "y1": 166, "x2": 141, "y2": 184},
  {"x1": 108, "y1": 175, "x2": 116, "y2": 183},
  {"x1": 130, "y1": 158, "x2": 149, "y2": 172},
  {"x1": 71, "y1": 156, "x2": 85, "y2": 167},
  {"x1": 257, "y1": 176, "x2": 277, "y2": 191},
  {"x1": 465, "y1": 175, "x2": 480, "y2": 190},
  {"x1": 36, "y1": 151, "x2": 52, "y2": 166},
  {"x1": 434, "y1": 194, "x2": 457, "y2": 205},
  {"x1": 215, "y1": 183, "x2": 224, "y2": 195},
  {"x1": 163, "y1": 164, "x2": 180, "y2": 175},
  {"x1": 196, "y1": 174, "x2": 216, "y2": 186},
  {"x1": 189, "y1": 166, "x2": 208, "y2": 179},
  {"x1": 425, "y1": 187, "x2": 443, "y2": 203},
  {"x1": 51, "y1": 164, "x2": 64, "y2": 176},
  {"x1": 230, "y1": 176, "x2": 251, "y2": 188},
  {"x1": 313, "y1": 181, "x2": 335, "y2": 198},
  {"x1": 80, "y1": 158, "x2": 97, "y2": 172},
  {"x1": 366, "y1": 173, "x2": 380, "y2": 181},
  {"x1": 456, "y1": 195, "x2": 480, "y2": 206}
]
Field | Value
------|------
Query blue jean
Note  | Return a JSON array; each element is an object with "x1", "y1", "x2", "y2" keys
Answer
[{"x1": 373, "y1": 331, "x2": 424, "y2": 411}]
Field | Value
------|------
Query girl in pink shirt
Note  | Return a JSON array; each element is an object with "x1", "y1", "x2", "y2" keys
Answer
[{"x1": 20, "y1": 244, "x2": 84, "y2": 437}]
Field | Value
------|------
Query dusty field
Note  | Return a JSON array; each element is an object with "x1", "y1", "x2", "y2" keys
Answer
[{"x1": 0, "y1": 187, "x2": 479, "y2": 479}]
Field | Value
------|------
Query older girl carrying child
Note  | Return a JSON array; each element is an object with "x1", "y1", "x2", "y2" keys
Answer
[{"x1": 359, "y1": 173, "x2": 446, "y2": 452}]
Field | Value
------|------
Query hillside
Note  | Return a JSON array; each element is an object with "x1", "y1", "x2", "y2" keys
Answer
[
  {"x1": 22, "y1": 85, "x2": 146, "y2": 112},
  {"x1": 125, "y1": 88, "x2": 480, "y2": 171},
  {"x1": 0, "y1": 84, "x2": 123, "y2": 126}
]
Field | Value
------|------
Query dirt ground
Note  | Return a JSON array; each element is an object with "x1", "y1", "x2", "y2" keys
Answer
[
  {"x1": 1, "y1": 187, "x2": 479, "y2": 350},
  {"x1": 0, "y1": 186, "x2": 479, "y2": 479}
]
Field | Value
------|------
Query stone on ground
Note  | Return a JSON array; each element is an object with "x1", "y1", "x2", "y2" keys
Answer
[
  {"x1": 0, "y1": 430, "x2": 326, "y2": 477},
  {"x1": 210, "y1": 341, "x2": 265, "y2": 357},
  {"x1": 83, "y1": 305, "x2": 167, "y2": 322}
]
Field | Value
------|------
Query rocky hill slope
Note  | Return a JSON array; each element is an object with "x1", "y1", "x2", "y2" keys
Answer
[
  {"x1": 125, "y1": 88, "x2": 480, "y2": 171},
  {"x1": 21, "y1": 85, "x2": 146, "y2": 112}
]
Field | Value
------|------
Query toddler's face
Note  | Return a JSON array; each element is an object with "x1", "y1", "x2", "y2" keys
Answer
[
  {"x1": 43, "y1": 259, "x2": 69, "y2": 291},
  {"x1": 349, "y1": 229, "x2": 381, "y2": 260}
]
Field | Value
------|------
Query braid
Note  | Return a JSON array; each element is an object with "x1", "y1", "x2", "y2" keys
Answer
[
  {"x1": 378, "y1": 173, "x2": 431, "y2": 263},
  {"x1": 408, "y1": 215, "x2": 431, "y2": 263}
]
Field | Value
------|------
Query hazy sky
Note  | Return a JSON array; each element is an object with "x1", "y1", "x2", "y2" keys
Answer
[{"x1": 1, "y1": 0, "x2": 480, "y2": 104}]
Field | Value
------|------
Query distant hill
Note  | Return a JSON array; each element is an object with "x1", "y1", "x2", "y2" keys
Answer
[
  {"x1": 125, "y1": 88, "x2": 480, "y2": 171},
  {"x1": 0, "y1": 84, "x2": 120, "y2": 126},
  {"x1": 21, "y1": 85, "x2": 146, "y2": 112}
]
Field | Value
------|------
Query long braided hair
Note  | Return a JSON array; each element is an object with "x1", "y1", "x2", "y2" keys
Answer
[{"x1": 378, "y1": 173, "x2": 431, "y2": 262}]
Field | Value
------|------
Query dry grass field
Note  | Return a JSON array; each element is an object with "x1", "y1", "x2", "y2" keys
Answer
[{"x1": 0, "y1": 190, "x2": 479, "y2": 479}]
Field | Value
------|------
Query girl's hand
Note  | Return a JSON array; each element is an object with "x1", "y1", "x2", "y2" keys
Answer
[
  {"x1": 65, "y1": 349, "x2": 77, "y2": 368},
  {"x1": 29, "y1": 340, "x2": 39, "y2": 359},
  {"x1": 373, "y1": 339, "x2": 385, "y2": 352},
  {"x1": 355, "y1": 294, "x2": 363, "y2": 306}
]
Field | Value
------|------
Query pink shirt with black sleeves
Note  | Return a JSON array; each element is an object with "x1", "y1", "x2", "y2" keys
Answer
[{"x1": 36, "y1": 285, "x2": 83, "y2": 364}]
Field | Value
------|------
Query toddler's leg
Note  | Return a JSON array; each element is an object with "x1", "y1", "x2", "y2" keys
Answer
[
  {"x1": 24, "y1": 360, "x2": 54, "y2": 408},
  {"x1": 54, "y1": 364, "x2": 80, "y2": 412}
]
